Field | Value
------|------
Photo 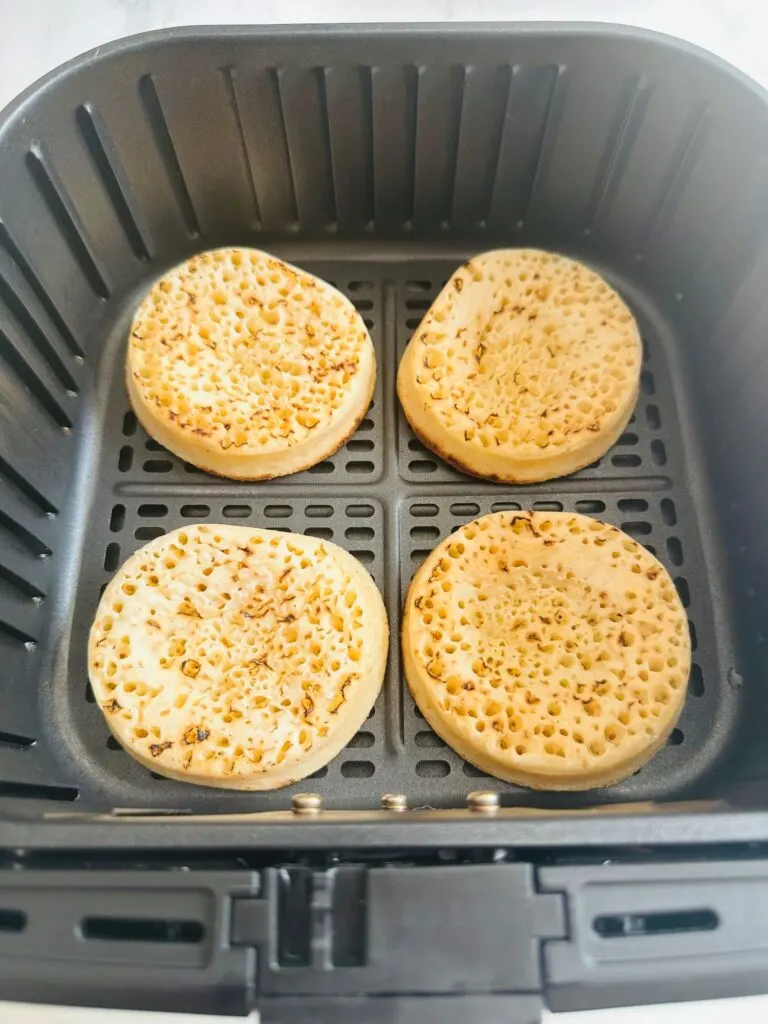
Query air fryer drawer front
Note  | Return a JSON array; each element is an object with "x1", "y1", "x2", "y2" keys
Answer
[{"x1": 3, "y1": 858, "x2": 768, "y2": 1021}]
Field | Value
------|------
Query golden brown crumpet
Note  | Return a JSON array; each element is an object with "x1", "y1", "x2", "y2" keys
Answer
[
  {"x1": 397, "y1": 249, "x2": 641, "y2": 482},
  {"x1": 402, "y1": 511, "x2": 690, "y2": 790},
  {"x1": 127, "y1": 248, "x2": 376, "y2": 479},
  {"x1": 89, "y1": 525, "x2": 388, "y2": 789}
]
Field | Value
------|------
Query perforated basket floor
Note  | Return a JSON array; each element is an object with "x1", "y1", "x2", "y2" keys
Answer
[{"x1": 12, "y1": 255, "x2": 739, "y2": 811}]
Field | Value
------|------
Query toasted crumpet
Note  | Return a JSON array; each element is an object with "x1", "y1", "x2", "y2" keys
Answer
[
  {"x1": 89, "y1": 525, "x2": 388, "y2": 789},
  {"x1": 127, "y1": 248, "x2": 375, "y2": 479},
  {"x1": 397, "y1": 249, "x2": 641, "y2": 482},
  {"x1": 402, "y1": 511, "x2": 690, "y2": 790}
]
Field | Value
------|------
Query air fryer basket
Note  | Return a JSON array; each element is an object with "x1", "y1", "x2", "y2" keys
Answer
[{"x1": 0, "y1": 24, "x2": 764, "y2": 826}]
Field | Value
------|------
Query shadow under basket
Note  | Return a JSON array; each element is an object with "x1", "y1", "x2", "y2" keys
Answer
[{"x1": 0, "y1": 24, "x2": 765, "y2": 828}]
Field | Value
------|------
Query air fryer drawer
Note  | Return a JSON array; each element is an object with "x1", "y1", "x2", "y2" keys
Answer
[{"x1": 0, "y1": 25, "x2": 761, "y2": 822}]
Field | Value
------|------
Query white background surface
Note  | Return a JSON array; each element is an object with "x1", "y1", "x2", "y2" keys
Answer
[
  {"x1": 1, "y1": 1, "x2": 766, "y2": 1021},
  {"x1": 5, "y1": 997, "x2": 768, "y2": 1024}
]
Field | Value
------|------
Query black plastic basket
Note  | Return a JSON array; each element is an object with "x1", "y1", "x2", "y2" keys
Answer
[{"x1": 1, "y1": 23, "x2": 768, "y2": 1022}]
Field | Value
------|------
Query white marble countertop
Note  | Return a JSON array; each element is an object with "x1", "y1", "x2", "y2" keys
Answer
[
  {"x1": 5, "y1": 995, "x2": 768, "y2": 1024},
  {"x1": 1, "y1": 1, "x2": 767, "y2": 1021}
]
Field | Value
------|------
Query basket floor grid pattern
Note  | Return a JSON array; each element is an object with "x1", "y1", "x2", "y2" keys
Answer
[{"x1": 58, "y1": 259, "x2": 728, "y2": 810}]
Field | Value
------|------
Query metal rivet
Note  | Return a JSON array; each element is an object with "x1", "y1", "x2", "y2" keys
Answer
[
  {"x1": 381, "y1": 793, "x2": 408, "y2": 812},
  {"x1": 467, "y1": 790, "x2": 500, "y2": 813},
  {"x1": 292, "y1": 793, "x2": 323, "y2": 815}
]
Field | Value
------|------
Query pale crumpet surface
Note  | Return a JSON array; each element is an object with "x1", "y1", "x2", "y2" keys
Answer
[
  {"x1": 127, "y1": 248, "x2": 376, "y2": 479},
  {"x1": 89, "y1": 524, "x2": 388, "y2": 789},
  {"x1": 402, "y1": 511, "x2": 690, "y2": 790},
  {"x1": 397, "y1": 249, "x2": 641, "y2": 482}
]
